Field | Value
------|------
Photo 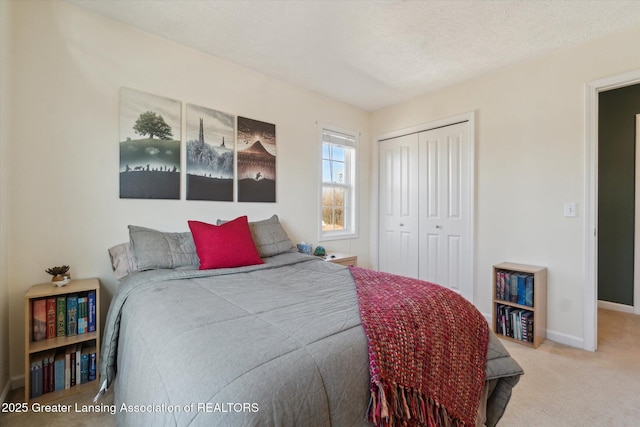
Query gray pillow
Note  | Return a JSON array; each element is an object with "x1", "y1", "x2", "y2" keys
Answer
[
  {"x1": 128, "y1": 225, "x2": 199, "y2": 270},
  {"x1": 217, "y1": 215, "x2": 295, "y2": 258},
  {"x1": 107, "y1": 242, "x2": 137, "y2": 280}
]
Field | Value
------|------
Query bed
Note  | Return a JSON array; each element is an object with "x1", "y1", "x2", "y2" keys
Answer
[{"x1": 100, "y1": 215, "x2": 523, "y2": 426}]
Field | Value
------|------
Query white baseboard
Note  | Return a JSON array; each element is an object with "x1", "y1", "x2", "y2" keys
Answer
[
  {"x1": 482, "y1": 312, "x2": 491, "y2": 325},
  {"x1": 598, "y1": 300, "x2": 634, "y2": 313},
  {"x1": 11, "y1": 374, "x2": 24, "y2": 390},
  {"x1": 0, "y1": 379, "x2": 9, "y2": 404},
  {"x1": 546, "y1": 329, "x2": 585, "y2": 349}
]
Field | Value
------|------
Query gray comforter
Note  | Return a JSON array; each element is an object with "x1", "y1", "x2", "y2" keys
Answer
[{"x1": 99, "y1": 252, "x2": 522, "y2": 426}]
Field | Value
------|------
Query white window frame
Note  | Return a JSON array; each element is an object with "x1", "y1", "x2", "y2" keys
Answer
[{"x1": 319, "y1": 125, "x2": 358, "y2": 241}]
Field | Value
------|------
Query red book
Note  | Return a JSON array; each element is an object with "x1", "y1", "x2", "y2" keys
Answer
[
  {"x1": 32, "y1": 299, "x2": 47, "y2": 341},
  {"x1": 46, "y1": 298, "x2": 57, "y2": 339}
]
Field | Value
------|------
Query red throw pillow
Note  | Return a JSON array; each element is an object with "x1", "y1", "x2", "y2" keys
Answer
[{"x1": 188, "y1": 216, "x2": 264, "y2": 270}]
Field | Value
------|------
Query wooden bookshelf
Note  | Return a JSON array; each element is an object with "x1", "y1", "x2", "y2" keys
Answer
[
  {"x1": 492, "y1": 262, "x2": 547, "y2": 348},
  {"x1": 24, "y1": 278, "x2": 100, "y2": 402}
]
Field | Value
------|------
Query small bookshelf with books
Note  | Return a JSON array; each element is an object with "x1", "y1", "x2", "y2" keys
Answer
[
  {"x1": 492, "y1": 262, "x2": 547, "y2": 348},
  {"x1": 24, "y1": 278, "x2": 100, "y2": 403}
]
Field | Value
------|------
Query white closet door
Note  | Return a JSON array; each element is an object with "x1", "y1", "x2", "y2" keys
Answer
[
  {"x1": 418, "y1": 122, "x2": 472, "y2": 299},
  {"x1": 378, "y1": 133, "x2": 420, "y2": 278}
]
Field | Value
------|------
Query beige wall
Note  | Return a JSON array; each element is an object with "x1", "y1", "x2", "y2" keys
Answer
[
  {"x1": 371, "y1": 25, "x2": 640, "y2": 347},
  {"x1": 0, "y1": 0, "x2": 13, "y2": 400},
  {"x1": 5, "y1": 1, "x2": 371, "y2": 382}
]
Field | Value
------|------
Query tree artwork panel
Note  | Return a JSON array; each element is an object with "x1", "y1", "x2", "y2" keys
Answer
[
  {"x1": 237, "y1": 116, "x2": 276, "y2": 203},
  {"x1": 186, "y1": 104, "x2": 235, "y2": 201},
  {"x1": 119, "y1": 88, "x2": 181, "y2": 199}
]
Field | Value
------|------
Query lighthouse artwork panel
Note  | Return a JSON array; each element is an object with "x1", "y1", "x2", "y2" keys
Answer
[
  {"x1": 237, "y1": 116, "x2": 276, "y2": 202},
  {"x1": 186, "y1": 104, "x2": 235, "y2": 201}
]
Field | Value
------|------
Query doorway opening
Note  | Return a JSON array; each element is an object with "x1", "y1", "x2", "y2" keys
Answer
[{"x1": 586, "y1": 70, "x2": 640, "y2": 351}]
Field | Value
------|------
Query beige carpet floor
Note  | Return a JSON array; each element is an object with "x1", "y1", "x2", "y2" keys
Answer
[
  {"x1": 498, "y1": 308, "x2": 640, "y2": 426},
  {"x1": 1, "y1": 309, "x2": 638, "y2": 426}
]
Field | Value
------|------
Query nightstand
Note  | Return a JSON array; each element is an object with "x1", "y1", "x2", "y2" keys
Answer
[{"x1": 324, "y1": 252, "x2": 357, "y2": 267}]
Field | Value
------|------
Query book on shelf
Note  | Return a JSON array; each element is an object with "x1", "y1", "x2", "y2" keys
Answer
[
  {"x1": 66, "y1": 294, "x2": 78, "y2": 336},
  {"x1": 496, "y1": 304, "x2": 534, "y2": 343},
  {"x1": 64, "y1": 347, "x2": 73, "y2": 389},
  {"x1": 30, "y1": 342, "x2": 97, "y2": 399},
  {"x1": 30, "y1": 358, "x2": 43, "y2": 398},
  {"x1": 516, "y1": 274, "x2": 527, "y2": 305},
  {"x1": 525, "y1": 275, "x2": 534, "y2": 307},
  {"x1": 46, "y1": 298, "x2": 57, "y2": 339},
  {"x1": 32, "y1": 299, "x2": 47, "y2": 342},
  {"x1": 75, "y1": 344, "x2": 82, "y2": 386},
  {"x1": 496, "y1": 269, "x2": 535, "y2": 307},
  {"x1": 54, "y1": 352, "x2": 65, "y2": 391},
  {"x1": 88, "y1": 291, "x2": 96, "y2": 333},
  {"x1": 44, "y1": 350, "x2": 55, "y2": 394},
  {"x1": 509, "y1": 273, "x2": 518, "y2": 303},
  {"x1": 31, "y1": 293, "x2": 96, "y2": 340},
  {"x1": 42, "y1": 352, "x2": 50, "y2": 395},
  {"x1": 88, "y1": 346, "x2": 97, "y2": 381},
  {"x1": 504, "y1": 272, "x2": 510, "y2": 302},
  {"x1": 69, "y1": 348, "x2": 76, "y2": 387},
  {"x1": 80, "y1": 347, "x2": 90, "y2": 384},
  {"x1": 77, "y1": 296, "x2": 87, "y2": 335},
  {"x1": 56, "y1": 296, "x2": 66, "y2": 337}
]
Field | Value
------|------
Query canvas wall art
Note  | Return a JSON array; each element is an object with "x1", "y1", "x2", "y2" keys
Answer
[
  {"x1": 186, "y1": 104, "x2": 235, "y2": 201},
  {"x1": 119, "y1": 88, "x2": 181, "y2": 199},
  {"x1": 237, "y1": 116, "x2": 276, "y2": 202}
]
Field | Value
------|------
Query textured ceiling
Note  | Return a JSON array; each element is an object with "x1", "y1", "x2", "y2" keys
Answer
[{"x1": 67, "y1": 0, "x2": 640, "y2": 111}]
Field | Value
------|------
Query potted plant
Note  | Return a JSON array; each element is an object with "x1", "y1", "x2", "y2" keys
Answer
[{"x1": 45, "y1": 265, "x2": 71, "y2": 286}]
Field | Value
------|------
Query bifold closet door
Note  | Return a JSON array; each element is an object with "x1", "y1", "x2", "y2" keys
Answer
[
  {"x1": 418, "y1": 122, "x2": 472, "y2": 297},
  {"x1": 378, "y1": 133, "x2": 420, "y2": 279}
]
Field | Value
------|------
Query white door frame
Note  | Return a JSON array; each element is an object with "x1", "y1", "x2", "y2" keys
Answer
[
  {"x1": 585, "y1": 70, "x2": 640, "y2": 351},
  {"x1": 373, "y1": 111, "x2": 476, "y2": 302},
  {"x1": 635, "y1": 114, "x2": 640, "y2": 314}
]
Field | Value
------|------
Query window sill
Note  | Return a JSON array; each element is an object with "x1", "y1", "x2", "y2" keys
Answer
[{"x1": 319, "y1": 231, "x2": 358, "y2": 242}]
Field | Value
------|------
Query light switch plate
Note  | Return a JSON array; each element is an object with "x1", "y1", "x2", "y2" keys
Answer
[{"x1": 564, "y1": 202, "x2": 577, "y2": 217}]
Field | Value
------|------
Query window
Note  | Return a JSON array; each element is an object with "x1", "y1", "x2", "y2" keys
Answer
[{"x1": 320, "y1": 127, "x2": 357, "y2": 240}]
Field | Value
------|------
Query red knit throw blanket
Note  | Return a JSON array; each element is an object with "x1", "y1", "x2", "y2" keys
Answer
[{"x1": 350, "y1": 267, "x2": 489, "y2": 427}]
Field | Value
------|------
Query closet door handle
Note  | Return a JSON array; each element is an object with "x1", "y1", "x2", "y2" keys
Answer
[{"x1": 435, "y1": 225, "x2": 442, "y2": 229}]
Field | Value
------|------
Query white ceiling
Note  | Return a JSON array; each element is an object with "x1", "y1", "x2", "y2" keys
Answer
[{"x1": 68, "y1": 0, "x2": 640, "y2": 111}]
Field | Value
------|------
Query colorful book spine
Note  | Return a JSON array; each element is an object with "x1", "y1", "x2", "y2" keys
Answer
[
  {"x1": 56, "y1": 296, "x2": 66, "y2": 337},
  {"x1": 77, "y1": 296, "x2": 87, "y2": 335},
  {"x1": 89, "y1": 347, "x2": 97, "y2": 381},
  {"x1": 32, "y1": 299, "x2": 47, "y2": 341},
  {"x1": 66, "y1": 295, "x2": 78, "y2": 336},
  {"x1": 504, "y1": 272, "x2": 510, "y2": 302},
  {"x1": 509, "y1": 273, "x2": 518, "y2": 303},
  {"x1": 80, "y1": 348, "x2": 90, "y2": 384},
  {"x1": 54, "y1": 352, "x2": 65, "y2": 391},
  {"x1": 42, "y1": 353, "x2": 50, "y2": 394},
  {"x1": 65, "y1": 347, "x2": 73, "y2": 389},
  {"x1": 525, "y1": 275, "x2": 534, "y2": 307},
  {"x1": 517, "y1": 274, "x2": 527, "y2": 305},
  {"x1": 88, "y1": 291, "x2": 96, "y2": 333},
  {"x1": 70, "y1": 350, "x2": 76, "y2": 387},
  {"x1": 75, "y1": 344, "x2": 81, "y2": 386},
  {"x1": 46, "y1": 298, "x2": 57, "y2": 339},
  {"x1": 496, "y1": 271, "x2": 502, "y2": 300},
  {"x1": 30, "y1": 357, "x2": 43, "y2": 398}
]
